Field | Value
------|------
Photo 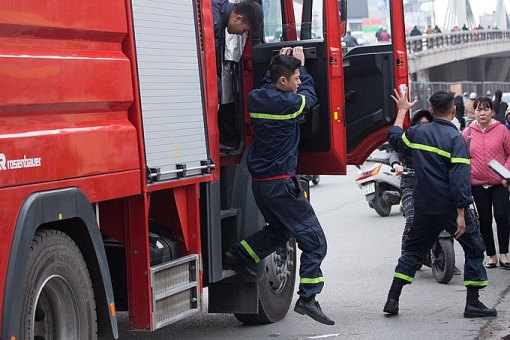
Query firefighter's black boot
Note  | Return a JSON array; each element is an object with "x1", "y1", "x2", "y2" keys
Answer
[
  {"x1": 294, "y1": 297, "x2": 335, "y2": 325},
  {"x1": 383, "y1": 278, "x2": 406, "y2": 315},
  {"x1": 222, "y1": 251, "x2": 255, "y2": 275},
  {"x1": 464, "y1": 286, "x2": 497, "y2": 318}
]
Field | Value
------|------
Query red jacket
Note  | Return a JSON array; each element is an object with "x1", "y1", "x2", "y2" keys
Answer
[{"x1": 462, "y1": 120, "x2": 510, "y2": 186}]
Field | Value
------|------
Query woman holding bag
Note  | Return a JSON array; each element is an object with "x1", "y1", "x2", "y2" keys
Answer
[{"x1": 462, "y1": 96, "x2": 510, "y2": 269}]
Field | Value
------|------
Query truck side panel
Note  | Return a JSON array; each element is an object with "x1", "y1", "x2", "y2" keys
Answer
[
  {"x1": 0, "y1": 0, "x2": 139, "y2": 188},
  {"x1": 131, "y1": 0, "x2": 210, "y2": 181}
]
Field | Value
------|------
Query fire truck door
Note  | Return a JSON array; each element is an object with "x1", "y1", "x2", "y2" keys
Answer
[
  {"x1": 343, "y1": 0, "x2": 408, "y2": 165},
  {"x1": 343, "y1": 44, "x2": 397, "y2": 164},
  {"x1": 251, "y1": 0, "x2": 347, "y2": 175}
]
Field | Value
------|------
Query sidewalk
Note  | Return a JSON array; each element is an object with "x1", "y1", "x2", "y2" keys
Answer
[{"x1": 480, "y1": 283, "x2": 510, "y2": 339}]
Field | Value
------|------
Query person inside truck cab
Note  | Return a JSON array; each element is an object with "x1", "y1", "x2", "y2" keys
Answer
[
  {"x1": 222, "y1": 46, "x2": 335, "y2": 326},
  {"x1": 212, "y1": 0, "x2": 263, "y2": 151},
  {"x1": 212, "y1": 0, "x2": 263, "y2": 90},
  {"x1": 212, "y1": 0, "x2": 262, "y2": 39}
]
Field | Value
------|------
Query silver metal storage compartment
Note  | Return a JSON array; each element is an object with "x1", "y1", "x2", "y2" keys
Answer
[{"x1": 132, "y1": 0, "x2": 210, "y2": 181}]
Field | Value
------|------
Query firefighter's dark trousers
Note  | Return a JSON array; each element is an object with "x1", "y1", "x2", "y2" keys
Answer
[
  {"x1": 230, "y1": 177, "x2": 327, "y2": 300},
  {"x1": 395, "y1": 209, "x2": 488, "y2": 287}
]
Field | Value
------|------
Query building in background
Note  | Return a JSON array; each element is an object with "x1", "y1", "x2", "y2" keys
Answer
[
  {"x1": 403, "y1": 0, "x2": 435, "y2": 33},
  {"x1": 347, "y1": 0, "x2": 390, "y2": 43},
  {"x1": 479, "y1": 0, "x2": 510, "y2": 30},
  {"x1": 346, "y1": 0, "x2": 368, "y2": 32}
]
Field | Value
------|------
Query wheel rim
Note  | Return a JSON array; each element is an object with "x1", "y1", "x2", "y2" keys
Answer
[
  {"x1": 433, "y1": 246, "x2": 446, "y2": 271},
  {"x1": 33, "y1": 275, "x2": 80, "y2": 340},
  {"x1": 265, "y1": 242, "x2": 294, "y2": 294}
]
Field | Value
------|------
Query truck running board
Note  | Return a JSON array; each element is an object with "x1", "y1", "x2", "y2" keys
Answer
[{"x1": 150, "y1": 254, "x2": 201, "y2": 330}]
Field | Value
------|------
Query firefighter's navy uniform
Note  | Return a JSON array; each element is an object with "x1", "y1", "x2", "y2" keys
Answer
[
  {"x1": 387, "y1": 119, "x2": 488, "y2": 288},
  {"x1": 229, "y1": 67, "x2": 327, "y2": 301}
]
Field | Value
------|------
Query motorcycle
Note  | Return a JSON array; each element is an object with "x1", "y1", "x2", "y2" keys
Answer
[
  {"x1": 354, "y1": 143, "x2": 401, "y2": 216},
  {"x1": 302, "y1": 175, "x2": 320, "y2": 185},
  {"x1": 418, "y1": 231, "x2": 456, "y2": 284},
  {"x1": 355, "y1": 145, "x2": 457, "y2": 282}
]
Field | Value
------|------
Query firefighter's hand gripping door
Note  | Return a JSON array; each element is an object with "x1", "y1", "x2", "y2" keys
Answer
[{"x1": 250, "y1": 0, "x2": 407, "y2": 174}]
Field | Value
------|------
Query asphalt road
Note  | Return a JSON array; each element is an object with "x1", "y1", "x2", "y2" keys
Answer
[{"x1": 110, "y1": 167, "x2": 510, "y2": 339}]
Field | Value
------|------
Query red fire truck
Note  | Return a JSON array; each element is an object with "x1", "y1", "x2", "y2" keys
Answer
[{"x1": 0, "y1": 0, "x2": 408, "y2": 338}]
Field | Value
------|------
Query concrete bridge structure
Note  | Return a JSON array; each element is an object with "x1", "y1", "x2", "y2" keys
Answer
[{"x1": 405, "y1": 30, "x2": 510, "y2": 83}]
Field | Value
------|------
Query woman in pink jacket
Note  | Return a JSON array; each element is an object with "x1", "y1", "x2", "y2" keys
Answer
[{"x1": 462, "y1": 96, "x2": 510, "y2": 269}]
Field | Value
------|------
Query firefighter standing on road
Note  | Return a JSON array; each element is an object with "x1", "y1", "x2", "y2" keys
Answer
[
  {"x1": 383, "y1": 89, "x2": 497, "y2": 319},
  {"x1": 222, "y1": 46, "x2": 335, "y2": 326}
]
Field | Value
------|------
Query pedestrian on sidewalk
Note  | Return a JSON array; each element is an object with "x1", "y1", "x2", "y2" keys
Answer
[
  {"x1": 493, "y1": 89, "x2": 508, "y2": 124},
  {"x1": 465, "y1": 92, "x2": 477, "y2": 127},
  {"x1": 462, "y1": 96, "x2": 510, "y2": 269},
  {"x1": 380, "y1": 27, "x2": 391, "y2": 42},
  {"x1": 455, "y1": 95, "x2": 466, "y2": 131},
  {"x1": 409, "y1": 25, "x2": 422, "y2": 51}
]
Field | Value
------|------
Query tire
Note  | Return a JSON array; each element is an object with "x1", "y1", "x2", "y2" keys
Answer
[
  {"x1": 312, "y1": 176, "x2": 320, "y2": 185},
  {"x1": 235, "y1": 238, "x2": 297, "y2": 324},
  {"x1": 372, "y1": 189, "x2": 392, "y2": 217},
  {"x1": 431, "y1": 238, "x2": 455, "y2": 284},
  {"x1": 19, "y1": 229, "x2": 98, "y2": 339}
]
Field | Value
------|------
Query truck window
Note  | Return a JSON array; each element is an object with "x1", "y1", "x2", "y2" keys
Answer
[{"x1": 262, "y1": 0, "x2": 323, "y2": 42}]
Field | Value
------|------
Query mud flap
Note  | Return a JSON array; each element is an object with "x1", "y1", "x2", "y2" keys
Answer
[{"x1": 207, "y1": 281, "x2": 259, "y2": 313}]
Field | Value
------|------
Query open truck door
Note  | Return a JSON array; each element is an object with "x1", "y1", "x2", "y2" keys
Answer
[
  {"x1": 343, "y1": 1, "x2": 409, "y2": 165},
  {"x1": 250, "y1": 0, "x2": 409, "y2": 174}
]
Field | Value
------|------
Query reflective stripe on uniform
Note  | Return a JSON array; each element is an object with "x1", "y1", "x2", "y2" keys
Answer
[
  {"x1": 394, "y1": 272, "x2": 414, "y2": 283},
  {"x1": 249, "y1": 94, "x2": 306, "y2": 120},
  {"x1": 300, "y1": 277, "x2": 325, "y2": 284},
  {"x1": 451, "y1": 157, "x2": 470, "y2": 164},
  {"x1": 464, "y1": 280, "x2": 488, "y2": 287},
  {"x1": 401, "y1": 133, "x2": 470, "y2": 164},
  {"x1": 240, "y1": 240, "x2": 260, "y2": 263}
]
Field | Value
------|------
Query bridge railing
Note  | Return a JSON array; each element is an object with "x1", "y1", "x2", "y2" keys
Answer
[
  {"x1": 406, "y1": 30, "x2": 510, "y2": 55},
  {"x1": 409, "y1": 81, "x2": 510, "y2": 110}
]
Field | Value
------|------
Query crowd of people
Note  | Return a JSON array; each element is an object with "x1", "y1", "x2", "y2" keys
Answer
[
  {"x1": 455, "y1": 90, "x2": 510, "y2": 131},
  {"x1": 348, "y1": 22, "x2": 502, "y2": 50},
  {"x1": 405, "y1": 22, "x2": 505, "y2": 52},
  {"x1": 343, "y1": 22, "x2": 503, "y2": 52}
]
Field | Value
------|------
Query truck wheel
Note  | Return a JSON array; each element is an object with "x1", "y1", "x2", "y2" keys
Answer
[
  {"x1": 431, "y1": 239, "x2": 455, "y2": 284},
  {"x1": 372, "y1": 191, "x2": 391, "y2": 217},
  {"x1": 235, "y1": 238, "x2": 297, "y2": 324},
  {"x1": 19, "y1": 229, "x2": 98, "y2": 339}
]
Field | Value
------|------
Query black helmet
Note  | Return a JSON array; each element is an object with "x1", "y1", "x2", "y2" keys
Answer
[{"x1": 410, "y1": 109, "x2": 433, "y2": 126}]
